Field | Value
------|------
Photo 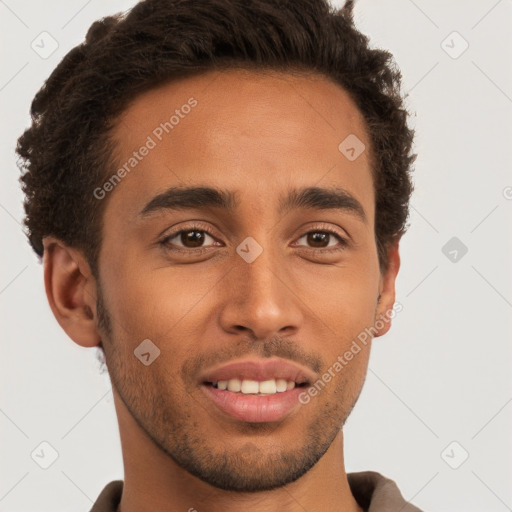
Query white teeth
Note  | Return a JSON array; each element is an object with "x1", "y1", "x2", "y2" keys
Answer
[
  {"x1": 241, "y1": 380, "x2": 259, "y2": 394},
  {"x1": 259, "y1": 379, "x2": 277, "y2": 394},
  {"x1": 276, "y1": 379, "x2": 287, "y2": 392},
  {"x1": 215, "y1": 378, "x2": 299, "y2": 394},
  {"x1": 227, "y1": 378, "x2": 241, "y2": 392}
]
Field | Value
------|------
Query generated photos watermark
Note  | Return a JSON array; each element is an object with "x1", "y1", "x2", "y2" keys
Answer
[
  {"x1": 93, "y1": 97, "x2": 198, "y2": 200},
  {"x1": 298, "y1": 301, "x2": 403, "y2": 405}
]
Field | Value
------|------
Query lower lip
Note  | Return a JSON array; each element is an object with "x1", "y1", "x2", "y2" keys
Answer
[{"x1": 201, "y1": 384, "x2": 306, "y2": 423}]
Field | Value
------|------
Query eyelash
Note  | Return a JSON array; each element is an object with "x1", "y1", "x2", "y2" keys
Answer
[{"x1": 159, "y1": 222, "x2": 349, "y2": 255}]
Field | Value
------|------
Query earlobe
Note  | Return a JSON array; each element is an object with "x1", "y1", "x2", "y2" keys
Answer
[
  {"x1": 374, "y1": 238, "x2": 401, "y2": 338},
  {"x1": 43, "y1": 237, "x2": 101, "y2": 348}
]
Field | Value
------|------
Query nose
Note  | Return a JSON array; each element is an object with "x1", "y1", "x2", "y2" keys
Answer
[{"x1": 218, "y1": 243, "x2": 303, "y2": 340}]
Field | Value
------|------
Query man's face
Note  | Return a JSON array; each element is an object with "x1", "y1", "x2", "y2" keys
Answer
[{"x1": 96, "y1": 69, "x2": 392, "y2": 491}]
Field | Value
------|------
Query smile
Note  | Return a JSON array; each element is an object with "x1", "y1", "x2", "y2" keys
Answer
[
  {"x1": 201, "y1": 382, "x2": 309, "y2": 423},
  {"x1": 206, "y1": 378, "x2": 304, "y2": 395}
]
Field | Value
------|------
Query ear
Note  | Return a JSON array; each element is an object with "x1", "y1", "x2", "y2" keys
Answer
[
  {"x1": 42, "y1": 236, "x2": 101, "y2": 348},
  {"x1": 373, "y1": 238, "x2": 401, "y2": 338}
]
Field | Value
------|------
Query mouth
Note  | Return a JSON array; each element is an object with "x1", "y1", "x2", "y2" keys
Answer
[
  {"x1": 199, "y1": 358, "x2": 315, "y2": 423},
  {"x1": 203, "y1": 378, "x2": 309, "y2": 395}
]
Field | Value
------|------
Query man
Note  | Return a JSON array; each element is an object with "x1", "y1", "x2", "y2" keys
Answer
[{"x1": 16, "y1": 0, "x2": 421, "y2": 510}]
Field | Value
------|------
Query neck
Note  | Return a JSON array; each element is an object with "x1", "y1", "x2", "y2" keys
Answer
[{"x1": 114, "y1": 388, "x2": 363, "y2": 512}]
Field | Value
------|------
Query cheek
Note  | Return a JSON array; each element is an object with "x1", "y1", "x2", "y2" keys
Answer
[
  {"x1": 295, "y1": 257, "x2": 379, "y2": 323},
  {"x1": 297, "y1": 261, "x2": 379, "y2": 373},
  {"x1": 100, "y1": 258, "x2": 221, "y2": 360}
]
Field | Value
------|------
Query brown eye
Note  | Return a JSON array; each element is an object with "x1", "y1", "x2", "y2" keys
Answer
[
  {"x1": 179, "y1": 230, "x2": 207, "y2": 248},
  {"x1": 305, "y1": 232, "x2": 329, "y2": 248},
  {"x1": 160, "y1": 227, "x2": 218, "y2": 251},
  {"x1": 296, "y1": 230, "x2": 347, "y2": 250}
]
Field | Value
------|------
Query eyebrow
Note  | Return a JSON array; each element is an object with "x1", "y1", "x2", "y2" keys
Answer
[{"x1": 138, "y1": 185, "x2": 367, "y2": 224}]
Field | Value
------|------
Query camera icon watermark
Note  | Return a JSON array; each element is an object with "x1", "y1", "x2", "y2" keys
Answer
[
  {"x1": 31, "y1": 31, "x2": 59, "y2": 59},
  {"x1": 31, "y1": 441, "x2": 59, "y2": 469},
  {"x1": 441, "y1": 441, "x2": 469, "y2": 469},
  {"x1": 134, "y1": 338, "x2": 161, "y2": 366},
  {"x1": 441, "y1": 31, "x2": 469, "y2": 60},
  {"x1": 236, "y1": 237, "x2": 263, "y2": 263},
  {"x1": 338, "y1": 134, "x2": 365, "y2": 162},
  {"x1": 442, "y1": 236, "x2": 468, "y2": 263}
]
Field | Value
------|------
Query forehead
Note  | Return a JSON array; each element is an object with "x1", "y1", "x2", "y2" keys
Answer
[{"x1": 105, "y1": 68, "x2": 374, "y2": 223}]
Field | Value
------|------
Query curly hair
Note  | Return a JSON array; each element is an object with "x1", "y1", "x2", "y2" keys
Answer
[{"x1": 16, "y1": 0, "x2": 415, "y2": 278}]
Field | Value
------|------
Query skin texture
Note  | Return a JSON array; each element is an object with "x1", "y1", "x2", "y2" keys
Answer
[{"x1": 43, "y1": 69, "x2": 400, "y2": 512}]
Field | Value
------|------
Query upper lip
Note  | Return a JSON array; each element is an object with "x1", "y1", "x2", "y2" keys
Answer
[{"x1": 199, "y1": 358, "x2": 316, "y2": 385}]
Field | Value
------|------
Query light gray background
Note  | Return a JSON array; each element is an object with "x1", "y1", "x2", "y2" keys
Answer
[{"x1": 1, "y1": 1, "x2": 511, "y2": 511}]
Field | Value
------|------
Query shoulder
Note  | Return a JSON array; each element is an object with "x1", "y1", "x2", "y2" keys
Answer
[
  {"x1": 347, "y1": 471, "x2": 424, "y2": 512},
  {"x1": 88, "y1": 480, "x2": 123, "y2": 512}
]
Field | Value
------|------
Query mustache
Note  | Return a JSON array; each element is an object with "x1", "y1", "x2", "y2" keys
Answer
[{"x1": 181, "y1": 335, "x2": 324, "y2": 382}]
